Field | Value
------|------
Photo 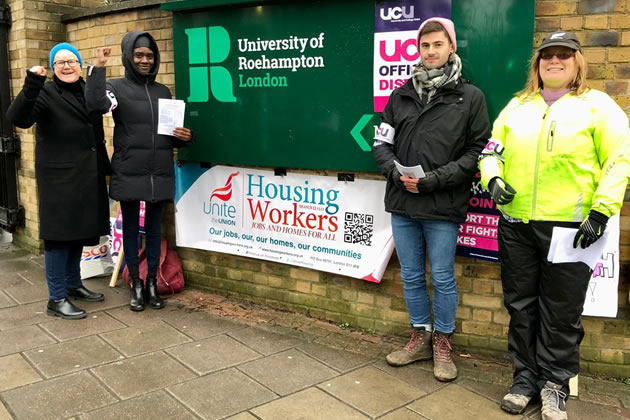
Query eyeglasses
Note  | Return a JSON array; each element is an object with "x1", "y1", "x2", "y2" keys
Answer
[
  {"x1": 540, "y1": 51, "x2": 575, "y2": 60},
  {"x1": 53, "y1": 59, "x2": 79, "y2": 69}
]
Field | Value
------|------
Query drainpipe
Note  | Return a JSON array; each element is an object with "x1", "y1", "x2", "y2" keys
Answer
[{"x1": 0, "y1": 0, "x2": 24, "y2": 231}]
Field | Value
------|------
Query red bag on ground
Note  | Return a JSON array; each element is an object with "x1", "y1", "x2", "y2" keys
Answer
[{"x1": 122, "y1": 238, "x2": 185, "y2": 297}]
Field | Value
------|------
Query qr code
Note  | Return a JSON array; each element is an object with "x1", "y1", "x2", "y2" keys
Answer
[{"x1": 344, "y1": 212, "x2": 373, "y2": 246}]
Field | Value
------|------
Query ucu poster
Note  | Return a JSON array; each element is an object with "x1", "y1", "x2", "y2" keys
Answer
[
  {"x1": 175, "y1": 163, "x2": 394, "y2": 282},
  {"x1": 373, "y1": 0, "x2": 451, "y2": 112}
]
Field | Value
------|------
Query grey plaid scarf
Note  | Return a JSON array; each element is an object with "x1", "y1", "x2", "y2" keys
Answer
[{"x1": 412, "y1": 53, "x2": 462, "y2": 103}]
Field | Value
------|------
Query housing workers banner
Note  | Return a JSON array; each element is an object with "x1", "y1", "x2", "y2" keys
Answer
[
  {"x1": 175, "y1": 164, "x2": 394, "y2": 282},
  {"x1": 373, "y1": 0, "x2": 451, "y2": 112}
]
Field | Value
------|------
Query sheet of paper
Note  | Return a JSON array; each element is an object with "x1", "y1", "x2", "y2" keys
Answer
[
  {"x1": 394, "y1": 160, "x2": 426, "y2": 179},
  {"x1": 157, "y1": 99, "x2": 186, "y2": 136},
  {"x1": 547, "y1": 227, "x2": 609, "y2": 269}
]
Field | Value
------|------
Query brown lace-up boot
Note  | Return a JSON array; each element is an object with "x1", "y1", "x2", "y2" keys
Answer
[
  {"x1": 386, "y1": 328, "x2": 432, "y2": 366},
  {"x1": 433, "y1": 331, "x2": 457, "y2": 381}
]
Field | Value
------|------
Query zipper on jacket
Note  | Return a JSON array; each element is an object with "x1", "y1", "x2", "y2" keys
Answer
[
  {"x1": 531, "y1": 107, "x2": 549, "y2": 219},
  {"x1": 546, "y1": 120, "x2": 557, "y2": 152},
  {"x1": 144, "y1": 80, "x2": 155, "y2": 201}
]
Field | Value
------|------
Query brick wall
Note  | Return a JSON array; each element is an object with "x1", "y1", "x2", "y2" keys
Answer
[{"x1": 7, "y1": 0, "x2": 630, "y2": 378}]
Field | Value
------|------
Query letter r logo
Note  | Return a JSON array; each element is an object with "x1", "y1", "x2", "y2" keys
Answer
[{"x1": 185, "y1": 26, "x2": 236, "y2": 103}]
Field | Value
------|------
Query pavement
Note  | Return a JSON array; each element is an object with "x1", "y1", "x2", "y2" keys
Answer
[{"x1": 0, "y1": 237, "x2": 629, "y2": 420}]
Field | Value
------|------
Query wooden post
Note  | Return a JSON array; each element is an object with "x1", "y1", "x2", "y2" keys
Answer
[{"x1": 109, "y1": 245, "x2": 124, "y2": 288}]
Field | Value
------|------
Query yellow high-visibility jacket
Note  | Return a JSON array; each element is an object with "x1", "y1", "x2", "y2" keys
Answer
[{"x1": 479, "y1": 89, "x2": 630, "y2": 222}]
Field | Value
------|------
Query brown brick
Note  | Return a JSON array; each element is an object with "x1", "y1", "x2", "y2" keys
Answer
[
  {"x1": 536, "y1": 1, "x2": 577, "y2": 16},
  {"x1": 461, "y1": 321, "x2": 503, "y2": 336},
  {"x1": 311, "y1": 284, "x2": 326, "y2": 296},
  {"x1": 493, "y1": 310, "x2": 510, "y2": 325},
  {"x1": 580, "y1": 347, "x2": 601, "y2": 361},
  {"x1": 622, "y1": 31, "x2": 630, "y2": 45},
  {"x1": 472, "y1": 309, "x2": 492, "y2": 322},
  {"x1": 356, "y1": 292, "x2": 374, "y2": 305},
  {"x1": 295, "y1": 281, "x2": 311, "y2": 294},
  {"x1": 456, "y1": 306, "x2": 471, "y2": 320},
  {"x1": 585, "y1": 31, "x2": 619, "y2": 47},
  {"x1": 605, "y1": 81, "x2": 629, "y2": 96},
  {"x1": 560, "y1": 16, "x2": 583, "y2": 30},
  {"x1": 472, "y1": 279, "x2": 493, "y2": 294},
  {"x1": 587, "y1": 64, "x2": 615, "y2": 79},
  {"x1": 468, "y1": 335, "x2": 490, "y2": 348},
  {"x1": 462, "y1": 293, "x2": 503, "y2": 309},
  {"x1": 536, "y1": 18, "x2": 561, "y2": 32},
  {"x1": 612, "y1": 15, "x2": 630, "y2": 28},
  {"x1": 383, "y1": 309, "x2": 410, "y2": 324},
  {"x1": 583, "y1": 48, "x2": 606, "y2": 63},
  {"x1": 374, "y1": 295, "x2": 391, "y2": 308},
  {"x1": 591, "y1": 333, "x2": 630, "y2": 349},
  {"x1": 585, "y1": 15, "x2": 609, "y2": 29},
  {"x1": 578, "y1": 0, "x2": 617, "y2": 14},
  {"x1": 582, "y1": 317, "x2": 604, "y2": 333},
  {"x1": 608, "y1": 47, "x2": 630, "y2": 62}
]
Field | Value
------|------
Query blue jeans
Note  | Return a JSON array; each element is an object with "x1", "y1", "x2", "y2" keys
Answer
[
  {"x1": 391, "y1": 213, "x2": 459, "y2": 333},
  {"x1": 44, "y1": 244, "x2": 83, "y2": 300},
  {"x1": 121, "y1": 200, "x2": 166, "y2": 277}
]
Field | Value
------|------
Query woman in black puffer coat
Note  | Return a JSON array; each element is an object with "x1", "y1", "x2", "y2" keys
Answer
[{"x1": 87, "y1": 31, "x2": 192, "y2": 312}]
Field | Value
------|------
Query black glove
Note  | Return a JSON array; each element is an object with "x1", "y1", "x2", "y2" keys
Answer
[
  {"x1": 488, "y1": 177, "x2": 516, "y2": 205},
  {"x1": 417, "y1": 171, "x2": 439, "y2": 193},
  {"x1": 573, "y1": 210, "x2": 608, "y2": 249},
  {"x1": 23, "y1": 71, "x2": 46, "y2": 100}
]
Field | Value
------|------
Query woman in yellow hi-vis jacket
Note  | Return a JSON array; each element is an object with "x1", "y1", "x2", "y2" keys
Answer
[{"x1": 479, "y1": 32, "x2": 630, "y2": 420}]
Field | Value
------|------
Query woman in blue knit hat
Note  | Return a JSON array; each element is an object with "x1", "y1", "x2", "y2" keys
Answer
[{"x1": 7, "y1": 43, "x2": 111, "y2": 319}]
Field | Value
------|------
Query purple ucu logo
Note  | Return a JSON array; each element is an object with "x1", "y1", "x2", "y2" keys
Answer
[{"x1": 380, "y1": 6, "x2": 414, "y2": 21}]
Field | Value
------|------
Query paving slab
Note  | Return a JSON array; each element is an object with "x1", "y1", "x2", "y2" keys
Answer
[
  {"x1": 0, "y1": 353, "x2": 42, "y2": 392},
  {"x1": 0, "y1": 291, "x2": 17, "y2": 309},
  {"x1": 226, "y1": 413, "x2": 258, "y2": 420},
  {"x1": 166, "y1": 334, "x2": 261, "y2": 375},
  {"x1": 238, "y1": 348, "x2": 338, "y2": 396},
  {"x1": 23, "y1": 335, "x2": 122, "y2": 378},
  {"x1": 0, "y1": 246, "x2": 30, "y2": 261},
  {"x1": 379, "y1": 407, "x2": 426, "y2": 420},
  {"x1": 407, "y1": 384, "x2": 516, "y2": 420},
  {"x1": 105, "y1": 305, "x2": 167, "y2": 326},
  {"x1": 162, "y1": 308, "x2": 247, "y2": 340},
  {"x1": 0, "y1": 402, "x2": 11, "y2": 420},
  {"x1": 565, "y1": 399, "x2": 629, "y2": 420},
  {"x1": 3, "y1": 279, "x2": 49, "y2": 304},
  {"x1": 373, "y1": 359, "x2": 448, "y2": 394},
  {"x1": 16, "y1": 267, "x2": 46, "y2": 284},
  {"x1": 91, "y1": 351, "x2": 196, "y2": 400},
  {"x1": 81, "y1": 390, "x2": 198, "y2": 420},
  {"x1": 0, "y1": 301, "x2": 50, "y2": 330},
  {"x1": 252, "y1": 387, "x2": 368, "y2": 420},
  {"x1": 0, "y1": 258, "x2": 42, "y2": 274},
  {"x1": 0, "y1": 324, "x2": 56, "y2": 356},
  {"x1": 99, "y1": 320, "x2": 192, "y2": 357},
  {"x1": 73, "y1": 287, "x2": 129, "y2": 312},
  {"x1": 297, "y1": 342, "x2": 373, "y2": 373},
  {"x1": 318, "y1": 366, "x2": 425, "y2": 417},
  {"x1": 80, "y1": 276, "x2": 113, "y2": 291},
  {"x1": 39, "y1": 312, "x2": 126, "y2": 342},
  {"x1": 228, "y1": 326, "x2": 304, "y2": 355},
  {"x1": 1, "y1": 370, "x2": 117, "y2": 420},
  {"x1": 0, "y1": 272, "x2": 27, "y2": 289},
  {"x1": 167, "y1": 368, "x2": 277, "y2": 420}
]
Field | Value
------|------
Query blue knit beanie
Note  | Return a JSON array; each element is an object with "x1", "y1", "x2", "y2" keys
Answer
[{"x1": 49, "y1": 43, "x2": 83, "y2": 69}]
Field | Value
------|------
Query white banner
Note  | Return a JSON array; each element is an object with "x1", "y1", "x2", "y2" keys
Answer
[
  {"x1": 175, "y1": 165, "x2": 394, "y2": 282},
  {"x1": 582, "y1": 215, "x2": 620, "y2": 317}
]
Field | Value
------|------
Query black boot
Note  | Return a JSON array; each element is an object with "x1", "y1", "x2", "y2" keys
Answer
[
  {"x1": 129, "y1": 274, "x2": 145, "y2": 312},
  {"x1": 67, "y1": 286, "x2": 104, "y2": 302},
  {"x1": 146, "y1": 274, "x2": 164, "y2": 309},
  {"x1": 47, "y1": 298, "x2": 87, "y2": 320}
]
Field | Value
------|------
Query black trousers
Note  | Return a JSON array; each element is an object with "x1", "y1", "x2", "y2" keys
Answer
[{"x1": 498, "y1": 218, "x2": 591, "y2": 397}]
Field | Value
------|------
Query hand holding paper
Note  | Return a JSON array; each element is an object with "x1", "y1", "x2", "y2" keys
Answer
[{"x1": 157, "y1": 99, "x2": 186, "y2": 136}]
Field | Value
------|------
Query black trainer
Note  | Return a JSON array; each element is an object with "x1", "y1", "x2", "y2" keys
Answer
[{"x1": 47, "y1": 298, "x2": 87, "y2": 320}]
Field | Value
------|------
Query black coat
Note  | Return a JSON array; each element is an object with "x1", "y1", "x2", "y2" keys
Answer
[
  {"x1": 373, "y1": 78, "x2": 490, "y2": 223},
  {"x1": 86, "y1": 31, "x2": 189, "y2": 203},
  {"x1": 7, "y1": 72, "x2": 110, "y2": 241}
]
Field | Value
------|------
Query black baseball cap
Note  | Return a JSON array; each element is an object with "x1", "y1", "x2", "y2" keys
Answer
[{"x1": 537, "y1": 31, "x2": 582, "y2": 53}]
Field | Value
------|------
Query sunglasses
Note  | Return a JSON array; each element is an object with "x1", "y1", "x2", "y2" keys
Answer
[{"x1": 540, "y1": 51, "x2": 575, "y2": 60}]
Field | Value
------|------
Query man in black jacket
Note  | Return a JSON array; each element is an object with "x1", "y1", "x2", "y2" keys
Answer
[
  {"x1": 373, "y1": 18, "x2": 490, "y2": 381},
  {"x1": 87, "y1": 32, "x2": 192, "y2": 312}
]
